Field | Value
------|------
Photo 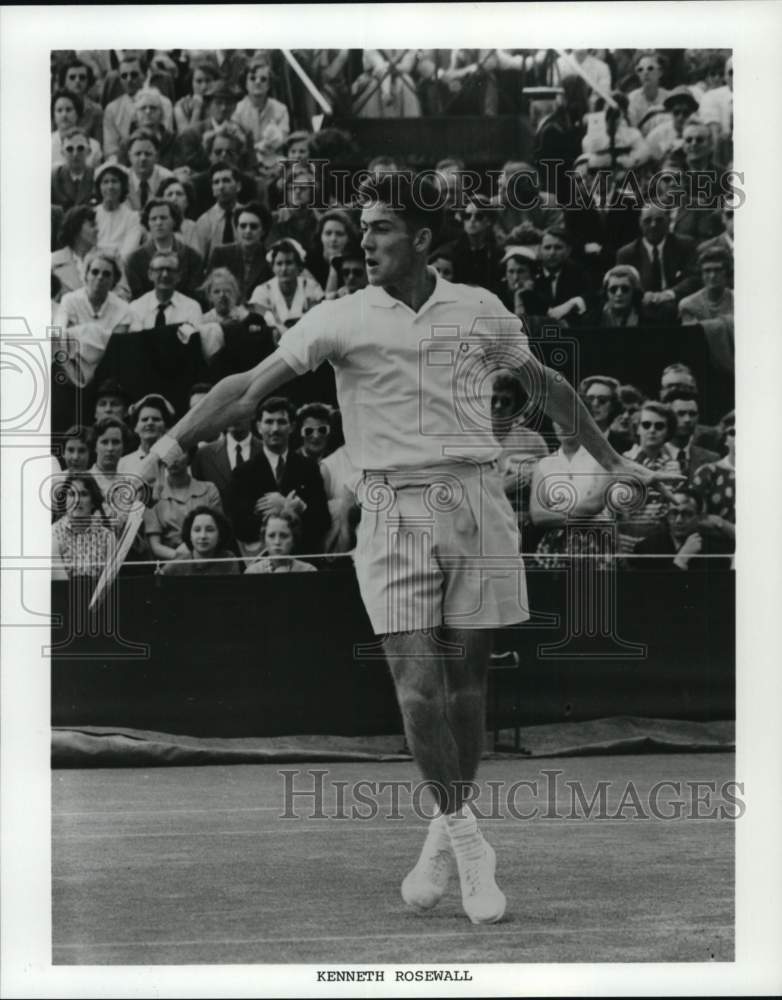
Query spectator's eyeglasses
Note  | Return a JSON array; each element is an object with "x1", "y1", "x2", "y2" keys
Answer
[
  {"x1": 302, "y1": 426, "x2": 329, "y2": 437},
  {"x1": 640, "y1": 420, "x2": 666, "y2": 430},
  {"x1": 120, "y1": 70, "x2": 141, "y2": 79},
  {"x1": 342, "y1": 267, "x2": 365, "y2": 277},
  {"x1": 638, "y1": 64, "x2": 658, "y2": 73},
  {"x1": 249, "y1": 74, "x2": 270, "y2": 83},
  {"x1": 667, "y1": 509, "x2": 697, "y2": 519},
  {"x1": 684, "y1": 136, "x2": 707, "y2": 145},
  {"x1": 586, "y1": 395, "x2": 611, "y2": 404},
  {"x1": 671, "y1": 107, "x2": 690, "y2": 117},
  {"x1": 67, "y1": 72, "x2": 88, "y2": 82},
  {"x1": 607, "y1": 284, "x2": 631, "y2": 294},
  {"x1": 237, "y1": 221, "x2": 261, "y2": 229},
  {"x1": 64, "y1": 143, "x2": 88, "y2": 153},
  {"x1": 88, "y1": 268, "x2": 114, "y2": 278}
]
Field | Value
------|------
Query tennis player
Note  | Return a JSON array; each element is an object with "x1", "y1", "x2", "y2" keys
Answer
[{"x1": 141, "y1": 173, "x2": 677, "y2": 924}]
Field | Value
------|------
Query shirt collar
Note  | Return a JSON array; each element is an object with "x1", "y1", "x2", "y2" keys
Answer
[
  {"x1": 263, "y1": 445, "x2": 288, "y2": 467},
  {"x1": 643, "y1": 237, "x2": 665, "y2": 255},
  {"x1": 364, "y1": 267, "x2": 460, "y2": 312}
]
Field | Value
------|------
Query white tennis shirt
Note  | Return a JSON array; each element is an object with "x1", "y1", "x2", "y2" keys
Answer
[{"x1": 277, "y1": 270, "x2": 532, "y2": 472}]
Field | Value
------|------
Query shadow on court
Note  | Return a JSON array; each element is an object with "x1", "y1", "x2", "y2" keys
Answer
[{"x1": 52, "y1": 755, "x2": 734, "y2": 964}]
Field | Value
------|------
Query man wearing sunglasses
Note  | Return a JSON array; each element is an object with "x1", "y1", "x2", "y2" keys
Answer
[
  {"x1": 232, "y1": 57, "x2": 290, "y2": 150},
  {"x1": 103, "y1": 55, "x2": 146, "y2": 161},
  {"x1": 631, "y1": 486, "x2": 733, "y2": 571},
  {"x1": 645, "y1": 86, "x2": 701, "y2": 163},
  {"x1": 51, "y1": 127, "x2": 95, "y2": 211},
  {"x1": 58, "y1": 58, "x2": 104, "y2": 144},
  {"x1": 620, "y1": 400, "x2": 683, "y2": 546}
]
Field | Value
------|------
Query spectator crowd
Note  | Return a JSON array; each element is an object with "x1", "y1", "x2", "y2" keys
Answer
[{"x1": 49, "y1": 47, "x2": 735, "y2": 581}]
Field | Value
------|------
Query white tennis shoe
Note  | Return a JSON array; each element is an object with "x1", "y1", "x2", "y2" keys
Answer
[
  {"x1": 454, "y1": 839, "x2": 506, "y2": 925},
  {"x1": 401, "y1": 816, "x2": 455, "y2": 911}
]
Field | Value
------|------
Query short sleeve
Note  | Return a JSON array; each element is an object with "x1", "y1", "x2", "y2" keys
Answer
[
  {"x1": 473, "y1": 290, "x2": 531, "y2": 368},
  {"x1": 276, "y1": 299, "x2": 347, "y2": 375}
]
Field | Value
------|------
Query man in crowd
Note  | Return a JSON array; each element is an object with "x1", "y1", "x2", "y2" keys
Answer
[
  {"x1": 451, "y1": 195, "x2": 503, "y2": 294},
  {"x1": 103, "y1": 53, "x2": 146, "y2": 160},
  {"x1": 189, "y1": 127, "x2": 260, "y2": 217},
  {"x1": 664, "y1": 389, "x2": 720, "y2": 479},
  {"x1": 207, "y1": 201, "x2": 272, "y2": 300},
  {"x1": 125, "y1": 198, "x2": 204, "y2": 300},
  {"x1": 531, "y1": 227, "x2": 593, "y2": 324},
  {"x1": 50, "y1": 126, "x2": 95, "y2": 211},
  {"x1": 125, "y1": 130, "x2": 175, "y2": 211},
  {"x1": 58, "y1": 58, "x2": 104, "y2": 143},
  {"x1": 658, "y1": 364, "x2": 721, "y2": 451},
  {"x1": 632, "y1": 486, "x2": 733, "y2": 571},
  {"x1": 679, "y1": 246, "x2": 734, "y2": 378},
  {"x1": 175, "y1": 79, "x2": 248, "y2": 174},
  {"x1": 490, "y1": 161, "x2": 564, "y2": 246},
  {"x1": 191, "y1": 415, "x2": 263, "y2": 515},
  {"x1": 129, "y1": 251, "x2": 203, "y2": 330},
  {"x1": 195, "y1": 163, "x2": 242, "y2": 262}
]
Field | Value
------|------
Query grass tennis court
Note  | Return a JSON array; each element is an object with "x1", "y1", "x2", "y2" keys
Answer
[{"x1": 53, "y1": 754, "x2": 734, "y2": 965}]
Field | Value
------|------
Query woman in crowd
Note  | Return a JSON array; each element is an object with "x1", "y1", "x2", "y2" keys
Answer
[
  {"x1": 158, "y1": 175, "x2": 202, "y2": 254},
  {"x1": 306, "y1": 209, "x2": 358, "y2": 288},
  {"x1": 51, "y1": 205, "x2": 98, "y2": 297},
  {"x1": 51, "y1": 472, "x2": 115, "y2": 582},
  {"x1": 249, "y1": 239, "x2": 324, "y2": 341},
  {"x1": 51, "y1": 90, "x2": 103, "y2": 169},
  {"x1": 53, "y1": 247, "x2": 133, "y2": 388},
  {"x1": 294, "y1": 403, "x2": 333, "y2": 462},
  {"x1": 608, "y1": 384, "x2": 645, "y2": 454},
  {"x1": 499, "y1": 247, "x2": 547, "y2": 318},
  {"x1": 117, "y1": 393, "x2": 176, "y2": 504},
  {"x1": 324, "y1": 244, "x2": 366, "y2": 300},
  {"x1": 59, "y1": 425, "x2": 93, "y2": 473},
  {"x1": 173, "y1": 61, "x2": 220, "y2": 133},
  {"x1": 93, "y1": 163, "x2": 142, "y2": 259},
  {"x1": 89, "y1": 416, "x2": 135, "y2": 532},
  {"x1": 201, "y1": 267, "x2": 250, "y2": 323},
  {"x1": 144, "y1": 451, "x2": 223, "y2": 562},
  {"x1": 599, "y1": 265, "x2": 643, "y2": 327},
  {"x1": 245, "y1": 510, "x2": 317, "y2": 574},
  {"x1": 158, "y1": 505, "x2": 240, "y2": 576},
  {"x1": 692, "y1": 409, "x2": 735, "y2": 539}
]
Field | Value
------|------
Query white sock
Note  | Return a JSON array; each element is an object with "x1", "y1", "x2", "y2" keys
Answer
[{"x1": 445, "y1": 807, "x2": 483, "y2": 859}]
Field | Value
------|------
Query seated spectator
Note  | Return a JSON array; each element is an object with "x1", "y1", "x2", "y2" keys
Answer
[
  {"x1": 57, "y1": 425, "x2": 93, "y2": 473},
  {"x1": 665, "y1": 389, "x2": 721, "y2": 478},
  {"x1": 599, "y1": 265, "x2": 643, "y2": 327},
  {"x1": 201, "y1": 267, "x2": 250, "y2": 322},
  {"x1": 51, "y1": 127, "x2": 95, "y2": 211},
  {"x1": 698, "y1": 55, "x2": 733, "y2": 146},
  {"x1": 670, "y1": 120, "x2": 726, "y2": 241},
  {"x1": 692, "y1": 410, "x2": 736, "y2": 535},
  {"x1": 268, "y1": 161, "x2": 321, "y2": 253},
  {"x1": 88, "y1": 416, "x2": 139, "y2": 539},
  {"x1": 295, "y1": 403, "x2": 333, "y2": 462},
  {"x1": 619, "y1": 400, "x2": 683, "y2": 545},
  {"x1": 194, "y1": 163, "x2": 246, "y2": 262},
  {"x1": 319, "y1": 432, "x2": 361, "y2": 555},
  {"x1": 51, "y1": 205, "x2": 98, "y2": 297},
  {"x1": 645, "y1": 86, "x2": 700, "y2": 163},
  {"x1": 51, "y1": 472, "x2": 116, "y2": 582},
  {"x1": 144, "y1": 451, "x2": 223, "y2": 561},
  {"x1": 233, "y1": 396, "x2": 330, "y2": 556},
  {"x1": 499, "y1": 246, "x2": 547, "y2": 318},
  {"x1": 658, "y1": 363, "x2": 721, "y2": 451},
  {"x1": 158, "y1": 505, "x2": 240, "y2": 576},
  {"x1": 207, "y1": 201, "x2": 273, "y2": 300},
  {"x1": 249, "y1": 239, "x2": 324, "y2": 341},
  {"x1": 191, "y1": 416, "x2": 263, "y2": 513},
  {"x1": 627, "y1": 50, "x2": 670, "y2": 134},
  {"x1": 531, "y1": 227, "x2": 593, "y2": 325},
  {"x1": 93, "y1": 377, "x2": 131, "y2": 423},
  {"x1": 579, "y1": 375, "x2": 630, "y2": 452},
  {"x1": 678, "y1": 246, "x2": 734, "y2": 375},
  {"x1": 581, "y1": 92, "x2": 650, "y2": 169},
  {"x1": 351, "y1": 49, "x2": 422, "y2": 118},
  {"x1": 245, "y1": 510, "x2": 317, "y2": 574},
  {"x1": 325, "y1": 245, "x2": 367, "y2": 299},
  {"x1": 698, "y1": 205, "x2": 734, "y2": 261},
  {"x1": 128, "y1": 250, "x2": 203, "y2": 330},
  {"x1": 175, "y1": 78, "x2": 247, "y2": 175},
  {"x1": 131, "y1": 88, "x2": 177, "y2": 169},
  {"x1": 124, "y1": 129, "x2": 175, "y2": 212},
  {"x1": 53, "y1": 247, "x2": 133, "y2": 388},
  {"x1": 306, "y1": 210, "x2": 359, "y2": 289},
  {"x1": 451, "y1": 195, "x2": 503, "y2": 294},
  {"x1": 93, "y1": 163, "x2": 143, "y2": 259},
  {"x1": 490, "y1": 161, "x2": 564, "y2": 246},
  {"x1": 157, "y1": 175, "x2": 203, "y2": 255},
  {"x1": 51, "y1": 91, "x2": 102, "y2": 170},
  {"x1": 530, "y1": 421, "x2": 614, "y2": 570},
  {"x1": 428, "y1": 246, "x2": 455, "y2": 282},
  {"x1": 616, "y1": 203, "x2": 698, "y2": 324},
  {"x1": 608, "y1": 384, "x2": 645, "y2": 454},
  {"x1": 102, "y1": 53, "x2": 146, "y2": 160},
  {"x1": 232, "y1": 56, "x2": 290, "y2": 152},
  {"x1": 117, "y1": 393, "x2": 176, "y2": 504},
  {"x1": 173, "y1": 60, "x2": 220, "y2": 134},
  {"x1": 631, "y1": 486, "x2": 733, "y2": 570},
  {"x1": 58, "y1": 58, "x2": 104, "y2": 144},
  {"x1": 189, "y1": 125, "x2": 259, "y2": 216}
]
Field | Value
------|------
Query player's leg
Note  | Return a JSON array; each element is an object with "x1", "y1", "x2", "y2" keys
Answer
[{"x1": 438, "y1": 626, "x2": 492, "y2": 786}]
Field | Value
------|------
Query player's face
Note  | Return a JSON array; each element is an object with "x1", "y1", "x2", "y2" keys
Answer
[
  {"x1": 191, "y1": 513, "x2": 220, "y2": 556},
  {"x1": 64, "y1": 439, "x2": 90, "y2": 471},
  {"x1": 264, "y1": 517, "x2": 294, "y2": 556},
  {"x1": 95, "y1": 428, "x2": 124, "y2": 470},
  {"x1": 259, "y1": 410, "x2": 291, "y2": 451},
  {"x1": 360, "y1": 202, "x2": 418, "y2": 287}
]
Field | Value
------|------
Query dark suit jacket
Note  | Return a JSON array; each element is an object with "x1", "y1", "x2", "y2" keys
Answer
[
  {"x1": 208, "y1": 243, "x2": 272, "y2": 300},
  {"x1": 681, "y1": 444, "x2": 721, "y2": 480},
  {"x1": 232, "y1": 449, "x2": 330, "y2": 552},
  {"x1": 631, "y1": 524, "x2": 734, "y2": 571},
  {"x1": 51, "y1": 166, "x2": 95, "y2": 211},
  {"x1": 451, "y1": 237, "x2": 504, "y2": 295},
  {"x1": 530, "y1": 259, "x2": 595, "y2": 321},
  {"x1": 191, "y1": 435, "x2": 264, "y2": 513},
  {"x1": 175, "y1": 120, "x2": 256, "y2": 175},
  {"x1": 124, "y1": 238, "x2": 204, "y2": 300},
  {"x1": 190, "y1": 169, "x2": 260, "y2": 220},
  {"x1": 616, "y1": 234, "x2": 698, "y2": 302}
]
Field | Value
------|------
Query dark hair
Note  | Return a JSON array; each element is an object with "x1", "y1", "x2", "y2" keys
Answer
[
  {"x1": 296, "y1": 402, "x2": 332, "y2": 426},
  {"x1": 245, "y1": 56, "x2": 272, "y2": 85},
  {"x1": 617, "y1": 384, "x2": 644, "y2": 408},
  {"x1": 58, "y1": 58, "x2": 95, "y2": 90},
  {"x1": 664, "y1": 388, "x2": 700, "y2": 408},
  {"x1": 93, "y1": 416, "x2": 129, "y2": 449},
  {"x1": 188, "y1": 382, "x2": 213, "y2": 400},
  {"x1": 357, "y1": 171, "x2": 445, "y2": 246},
  {"x1": 62, "y1": 471, "x2": 109, "y2": 525},
  {"x1": 127, "y1": 128, "x2": 160, "y2": 153},
  {"x1": 51, "y1": 88, "x2": 84, "y2": 121},
  {"x1": 141, "y1": 196, "x2": 182, "y2": 231},
  {"x1": 639, "y1": 399, "x2": 676, "y2": 439},
  {"x1": 59, "y1": 205, "x2": 96, "y2": 249},
  {"x1": 232, "y1": 200, "x2": 272, "y2": 231},
  {"x1": 188, "y1": 60, "x2": 220, "y2": 87},
  {"x1": 541, "y1": 225, "x2": 571, "y2": 246},
  {"x1": 94, "y1": 377, "x2": 129, "y2": 404},
  {"x1": 180, "y1": 505, "x2": 233, "y2": 553},
  {"x1": 428, "y1": 245, "x2": 454, "y2": 264},
  {"x1": 119, "y1": 53, "x2": 147, "y2": 73},
  {"x1": 158, "y1": 174, "x2": 195, "y2": 209},
  {"x1": 491, "y1": 369, "x2": 525, "y2": 411},
  {"x1": 257, "y1": 396, "x2": 295, "y2": 422},
  {"x1": 317, "y1": 208, "x2": 358, "y2": 245},
  {"x1": 268, "y1": 239, "x2": 304, "y2": 267},
  {"x1": 94, "y1": 164, "x2": 130, "y2": 202},
  {"x1": 697, "y1": 245, "x2": 731, "y2": 271},
  {"x1": 670, "y1": 485, "x2": 705, "y2": 513},
  {"x1": 209, "y1": 161, "x2": 241, "y2": 182},
  {"x1": 463, "y1": 194, "x2": 494, "y2": 222},
  {"x1": 62, "y1": 424, "x2": 93, "y2": 449}
]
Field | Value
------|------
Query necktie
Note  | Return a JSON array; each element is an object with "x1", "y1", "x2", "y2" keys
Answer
[
  {"x1": 222, "y1": 210, "x2": 234, "y2": 245},
  {"x1": 139, "y1": 179, "x2": 150, "y2": 208},
  {"x1": 154, "y1": 303, "x2": 167, "y2": 330},
  {"x1": 275, "y1": 454, "x2": 285, "y2": 487},
  {"x1": 650, "y1": 244, "x2": 663, "y2": 292},
  {"x1": 677, "y1": 449, "x2": 688, "y2": 475},
  {"x1": 235, "y1": 443, "x2": 245, "y2": 468}
]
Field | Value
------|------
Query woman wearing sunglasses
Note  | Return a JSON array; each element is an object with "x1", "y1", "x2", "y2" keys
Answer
[
  {"x1": 600, "y1": 265, "x2": 643, "y2": 327},
  {"x1": 51, "y1": 90, "x2": 103, "y2": 171},
  {"x1": 294, "y1": 403, "x2": 333, "y2": 461},
  {"x1": 51, "y1": 126, "x2": 96, "y2": 212}
]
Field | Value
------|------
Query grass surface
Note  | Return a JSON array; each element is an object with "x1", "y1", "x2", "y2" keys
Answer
[{"x1": 52, "y1": 754, "x2": 734, "y2": 964}]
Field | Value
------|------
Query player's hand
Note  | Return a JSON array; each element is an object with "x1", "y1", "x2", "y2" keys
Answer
[{"x1": 605, "y1": 455, "x2": 684, "y2": 504}]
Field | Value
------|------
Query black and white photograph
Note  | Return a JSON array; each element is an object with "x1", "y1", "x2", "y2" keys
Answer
[{"x1": 1, "y1": 3, "x2": 781, "y2": 997}]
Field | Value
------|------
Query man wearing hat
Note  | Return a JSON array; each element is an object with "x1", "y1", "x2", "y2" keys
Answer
[
  {"x1": 189, "y1": 125, "x2": 260, "y2": 219},
  {"x1": 93, "y1": 378, "x2": 131, "y2": 424},
  {"x1": 175, "y1": 78, "x2": 251, "y2": 174},
  {"x1": 645, "y1": 86, "x2": 700, "y2": 163}
]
